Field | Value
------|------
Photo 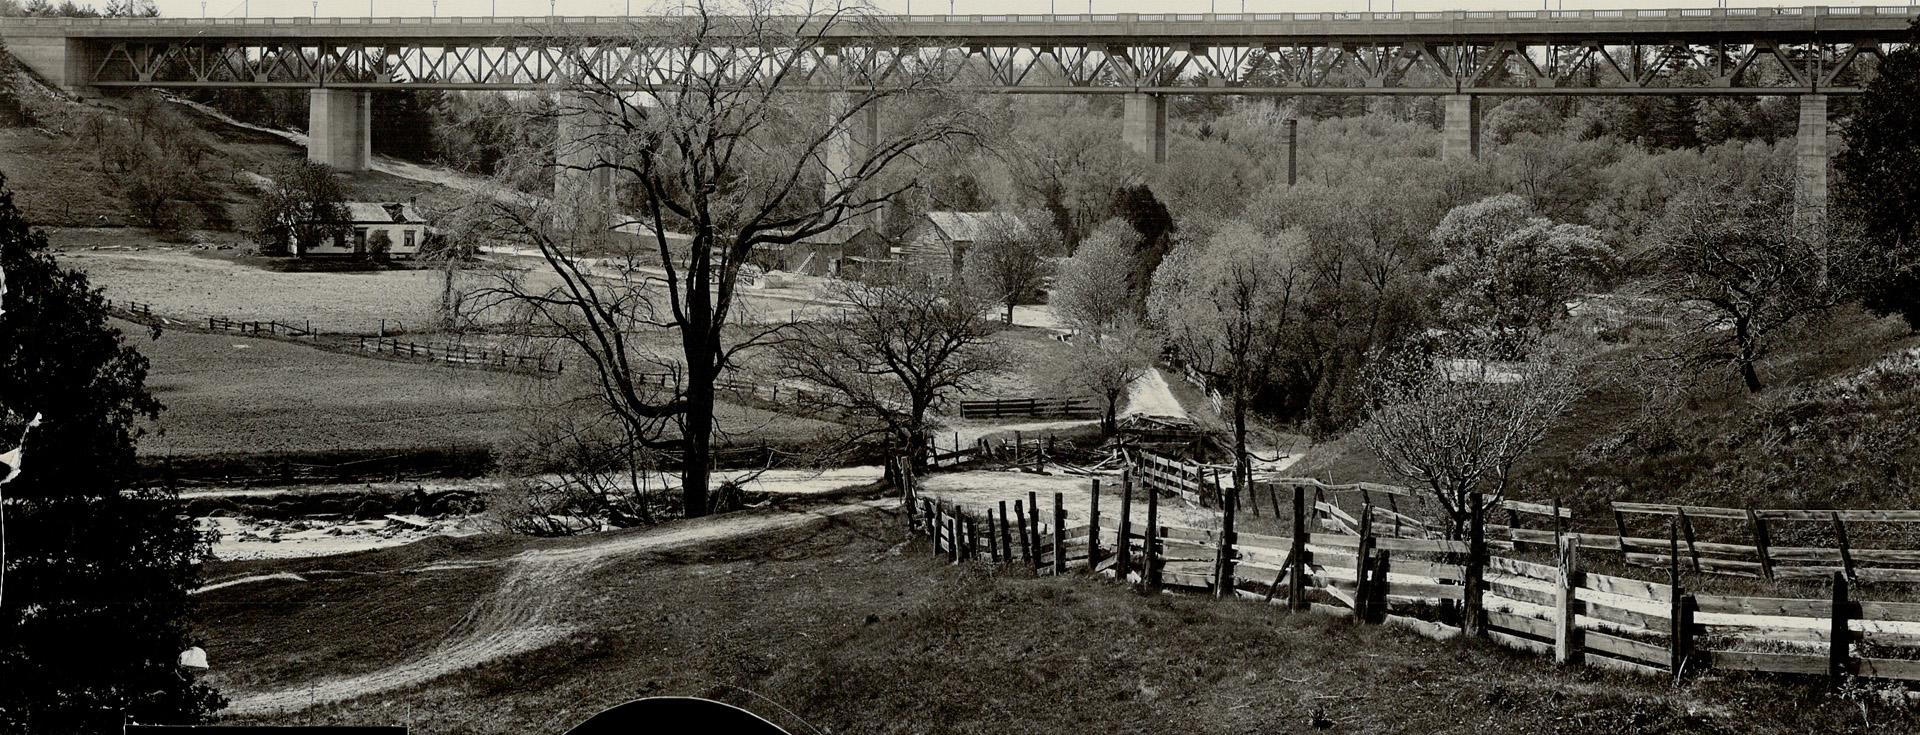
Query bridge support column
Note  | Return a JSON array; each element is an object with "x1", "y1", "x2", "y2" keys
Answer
[
  {"x1": 554, "y1": 91, "x2": 618, "y2": 234},
  {"x1": 1123, "y1": 93, "x2": 1168, "y2": 164},
  {"x1": 1442, "y1": 94, "x2": 1481, "y2": 161},
  {"x1": 1794, "y1": 93, "x2": 1829, "y2": 228},
  {"x1": 823, "y1": 91, "x2": 880, "y2": 210},
  {"x1": 307, "y1": 89, "x2": 371, "y2": 172}
]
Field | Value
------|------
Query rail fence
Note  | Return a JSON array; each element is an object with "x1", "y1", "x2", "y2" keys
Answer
[
  {"x1": 357, "y1": 336, "x2": 561, "y2": 375},
  {"x1": 957, "y1": 395, "x2": 1100, "y2": 420},
  {"x1": 894, "y1": 454, "x2": 1920, "y2": 688},
  {"x1": 209, "y1": 315, "x2": 317, "y2": 339}
]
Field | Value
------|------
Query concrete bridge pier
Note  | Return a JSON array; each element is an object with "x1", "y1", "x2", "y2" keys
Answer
[
  {"x1": 307, "y1": 89, "x2": 371, "y2": 172},
  {"x1": 1123, "y1": 93, "x2": 1168, "y2": 163},
  {"x1": 1794, "y1": 93, "x2": 1829, "y2": 227},
  {"x1": 553, "y1": 91, "x2": 618, "y2": 233},
  {"x1": 1441, "y1": 94, "x2": 1481, "y2": 161},
  {"x1": 823, "y1": 91, "x2": 880, "y2": 207}
]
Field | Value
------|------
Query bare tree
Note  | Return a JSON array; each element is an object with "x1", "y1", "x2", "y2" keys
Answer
[
  {"x1": 961, "y1": 212, "x2": 1052, "y2": 324},
  {"x1": 1651, "y1": 176, "x2": 1854, "y2": 394},
  {"x1": 1355, "y1": 344, "x2": 1581, "y2": 540},
  {"x1": 774, "y1": 271, "x2": 1004, "y2": 469},
  {"x1": 464, "y1": 1, "x2": 976, "y2": 517},
  {"x1": 1053, "y1": 316, "x2": 1151, "y2": 434}
]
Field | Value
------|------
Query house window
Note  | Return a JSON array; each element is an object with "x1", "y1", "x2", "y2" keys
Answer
[
  {"x1": 403, "y1": 230, "x2": 417, "y2": 250},
  {"x1": 354, "y1": 227, "x2": 369, "y2": 250}
]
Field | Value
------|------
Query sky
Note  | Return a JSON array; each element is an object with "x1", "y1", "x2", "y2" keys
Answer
[{"x1": 151, "y1": 0, "x2": 1913, "y2": 21}]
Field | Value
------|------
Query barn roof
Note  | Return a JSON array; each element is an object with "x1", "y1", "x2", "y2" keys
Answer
[{"x1": 924, "y1": 211, "x2": 1029, "y2": 243}]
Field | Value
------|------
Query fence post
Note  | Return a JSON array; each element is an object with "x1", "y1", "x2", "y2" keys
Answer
[
  {"x1": 966, "y1": 515, "x2": 980, "y2": 562},
  {"x1": 1833, "y1": 512, "x2": 1856, "y2": 582},
  {"x1": 1748, "y1": 507, "x2": 1774, "y2": 581},
  {"x1": 1014, "y1": 500, "x2": 1031, "y2": 562},
  {"x1": 930, "y1": 501, "x2": 943, "y2": 557},
  {"x1": 1614, "y1": 507, "x2": 1631, "y2": 563},
  {"x1": 988, "y1": 509, "x2": 1001, "y2": 562},
  {"x1": 1289, "y1": 484, "x2": 1309, "y2": 611},
  {"x1": 1117, "y1": 471, "x2": 1134, "y2": 581},
  {"x1": 1144, "y1": 481, "x2": 1161, "y2": 591},
  {"x1": 1214, "y1": 471, "x2": 1237, "y2": 600},
  {"x1": 1555, "y1": 536, "x2": 1582, "y2": 665},
  {"x1": 1353, "y1": 534, "x2": 1377, "y2": 621},
  {"x1": 1088, "y1": 479, "x2": 1102, "y2": 573},
  {"x1": 1668, "y1": 517, "x2": 1691, "y2": 680},
  {"x1": 1052, "y1": 492, "x2": 1067, "y2": 577},
  {"x1": 1464, "y1": 495, "x2": 1486, "y2": 636},
  {"x1": 1831, "y1": 570, "x2": 1854, "y2": 683},
  {"x1": 949, "y1": 510, "x2": 962, "y2": 564},
  {"x1": 1368, "y1": 551, "x2": 1392, "y2": 624},
  {"x1": 999, "y1": 500, "x2": 1014, "y2": 564},
  {"x1": 1027, "y1": 491, "x2": 1042, "y2": 572}
]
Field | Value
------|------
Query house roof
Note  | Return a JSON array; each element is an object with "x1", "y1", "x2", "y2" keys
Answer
[
  {"x1": 342, "y1": 202, "x2": 426, "y2": 224},
  {"x1": 924, "y1": 211, "x2": 1029, "y2": 243}
]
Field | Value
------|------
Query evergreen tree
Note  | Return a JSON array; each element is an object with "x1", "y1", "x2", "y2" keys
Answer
[
  {"x1": 1836, "y1": 21, "x2": 1920, "y2": 330},
  {"x1": 0, "y1": 174, "x2": 224, "y2": 732}
]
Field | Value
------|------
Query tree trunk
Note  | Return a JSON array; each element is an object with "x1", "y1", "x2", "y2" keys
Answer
[
  {"x1": 1232, "y1": 390, "x2": 1250, "y2": 509},
  {"x1": 681, "y1": 376, "x2": 714, "y2": 518},
  {"x1": 1735, "y1": 315, "x2": 1763, "y2": 393},
  {"x1": 907, "y1": 395, "x2": 934, "y2": 471},
  {"x1": 1005, "y1": 301, "x2": 1015, "y2": 325}
]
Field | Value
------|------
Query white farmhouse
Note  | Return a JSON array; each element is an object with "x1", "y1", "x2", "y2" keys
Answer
[{"x1": 293, "y1": 202, "x2": 431, "y2": 258}]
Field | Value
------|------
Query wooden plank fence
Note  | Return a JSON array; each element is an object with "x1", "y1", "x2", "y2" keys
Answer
[
  {"x1": 209, "y1": 315, "x2": 317, "y2": 339},
  {"x1": 891, "y1": 456, "x2": 1920, "y2": 688},
  {"x1": 957, "y1": 395, "x2": 1100, "y2": 420},
  {"x1": 357, "y1": 336, "x2": 561, "y2": 375}
]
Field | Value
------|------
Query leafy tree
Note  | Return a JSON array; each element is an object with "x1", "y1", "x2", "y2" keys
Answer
[
  {"x1": 987, "y1": 98, "x2": 1141, "y2": 247},
  {"x1": 245, "y1": 160, "x2": 349, "y2": 255},
  {"x1": 365, "y1": 228, "x2": 392, "y2": 260},
  {"x1": 370, "y1": 78, "x2": 445, "y2": 162},
  {"x1": 1152, "y1": 222, "x2": 1309, "y2": 584},
  {"x1": 1429, "y1": 194, "x2": 1613, "y2": 358},
  {"x1": 1109, "y1": 183, "x2": 1176, "y2": 304},
  {"x1": 0, "y1": 175, "x2": 223, "y2": 732},
  {"x1": 1836, "y1": 21, "x2": 1920, "y2": 330},
  {"x1": 1052, "y1": 219, "x2": 1144, "y2": 333}
]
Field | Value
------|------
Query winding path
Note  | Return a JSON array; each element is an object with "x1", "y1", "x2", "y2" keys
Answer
[{"x1": 224, "y1": 499, "x2": 891, "y2": 715}]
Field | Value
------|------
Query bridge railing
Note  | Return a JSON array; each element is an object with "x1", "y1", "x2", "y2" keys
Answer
[{"x1": 2, "y1": 6, "x2": 1914, "y2": 28}]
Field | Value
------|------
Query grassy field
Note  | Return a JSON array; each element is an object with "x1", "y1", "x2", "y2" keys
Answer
[
  {"x1": 128, "y1": 320, "x2": 840, "y2": 463},
  {"x1": 65, "y1": 243, "x2": 458, "y2": 333},
  {"x1": 193, "y1": 502, "x2": 1906, "y2": 734}
]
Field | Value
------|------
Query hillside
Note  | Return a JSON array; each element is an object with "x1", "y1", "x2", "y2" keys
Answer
[
  {"x1": 1293, "y1": 307, "x2": 1920, "y2": 520},
  {"x1": 0, "y1": 62, "x2": 443, "y2": 229}
]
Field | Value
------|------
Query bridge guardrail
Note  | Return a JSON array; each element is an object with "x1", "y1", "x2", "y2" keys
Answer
[{"x1": 3, "y1": 6, "x2": 1914, "y2": 27}]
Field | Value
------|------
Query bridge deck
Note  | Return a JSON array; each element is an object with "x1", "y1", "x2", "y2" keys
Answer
[{"x1": 1, "y1": 6, "x2": 1915, "y2": 43}]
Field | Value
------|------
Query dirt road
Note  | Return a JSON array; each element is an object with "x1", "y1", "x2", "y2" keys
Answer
[{"x1": 223, "y1": 499, "x2": 892, "y2": 715}]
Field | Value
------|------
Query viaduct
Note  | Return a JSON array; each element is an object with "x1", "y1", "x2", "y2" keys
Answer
[{"x1": 3, "y1": 6, "x2": 1915, "y2": 215}]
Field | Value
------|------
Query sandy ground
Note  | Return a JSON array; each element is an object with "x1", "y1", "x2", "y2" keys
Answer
[
  {"x1": 1123, "y1": 368, "x2": 1188, "y2": 420},
  {"x1": 198, "y1": 516, "x2": 485, "y2": 562},
  {"x1": 223, "y1": 498, "x2": 893, "y2": 715}
]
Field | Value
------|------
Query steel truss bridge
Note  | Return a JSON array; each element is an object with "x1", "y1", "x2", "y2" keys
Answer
[{"x1": 2, "y1": 6, "x2": 1916, "y2": 96}]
